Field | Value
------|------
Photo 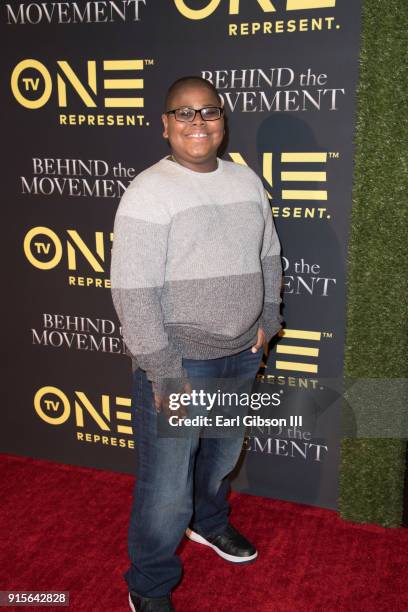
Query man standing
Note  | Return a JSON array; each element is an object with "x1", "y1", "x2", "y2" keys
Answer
[{"x1": 110, "y1": 76, "x2": 283, "y2": 611}]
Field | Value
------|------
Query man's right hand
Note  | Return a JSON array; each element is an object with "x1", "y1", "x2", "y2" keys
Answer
[{"x1": 153, "y1": 382, "x2": 192, "y2": 420}]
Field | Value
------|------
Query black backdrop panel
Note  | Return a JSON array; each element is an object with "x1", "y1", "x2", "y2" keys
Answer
[{"x1": 1, "y1": 0, "x2": 362, "y2": 509}]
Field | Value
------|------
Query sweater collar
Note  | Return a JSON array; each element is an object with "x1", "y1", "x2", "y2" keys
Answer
[{"x1": 162, "y1": 155, "x2": 223, "y2": 177}]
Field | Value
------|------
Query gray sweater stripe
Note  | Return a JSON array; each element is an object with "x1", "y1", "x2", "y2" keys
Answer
[{"x1": 110, "y1": 157, "x2": 282, "y2": 393}]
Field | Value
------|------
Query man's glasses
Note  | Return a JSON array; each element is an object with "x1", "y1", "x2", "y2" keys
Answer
[{"x1": 166, "y1": 106, "x2": 224, "y2": 122}]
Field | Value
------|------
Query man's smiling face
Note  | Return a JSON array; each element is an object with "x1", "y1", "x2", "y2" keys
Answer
[{"x1": 161, "y1": 82, "x2": 225, "y2": 172}]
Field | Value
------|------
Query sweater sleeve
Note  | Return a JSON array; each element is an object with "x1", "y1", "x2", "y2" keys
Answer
[
  {"x1": 258, "y1": 185, "x2": 283, "y2": 342},
  {"x1": 110, "y1": 181, "x2": 188, "y2": 396}
]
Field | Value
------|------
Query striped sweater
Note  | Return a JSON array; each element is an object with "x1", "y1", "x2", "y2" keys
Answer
[{"x1": 110, "y1": 156, "x2": 282, "y2": 395}]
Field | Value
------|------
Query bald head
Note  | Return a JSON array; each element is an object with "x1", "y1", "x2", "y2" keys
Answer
[{"x1": 164, "y1": 76, "x2": 221, "y2": 112}]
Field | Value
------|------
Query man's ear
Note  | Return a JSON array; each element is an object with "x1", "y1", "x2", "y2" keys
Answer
[
  {"x1": 161, "y1": 113, "x2": 168, "y2": 139},
  {"x1": 219, "y1": 96, "x2": 225, "y2": 135}
]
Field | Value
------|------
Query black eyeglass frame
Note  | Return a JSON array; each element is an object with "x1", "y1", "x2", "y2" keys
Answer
[{"x1": 165, "y1": 106, "x2": 224, "y2": 122}]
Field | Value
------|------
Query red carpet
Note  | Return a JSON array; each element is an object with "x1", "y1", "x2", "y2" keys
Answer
[{"x1": 1, "y1": 453, "x2": 407, "y2": 611}]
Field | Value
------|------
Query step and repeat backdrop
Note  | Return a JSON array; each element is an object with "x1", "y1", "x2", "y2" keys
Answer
[{"x1": 2, "y1": 0, "x2": 362, "y2": 509}]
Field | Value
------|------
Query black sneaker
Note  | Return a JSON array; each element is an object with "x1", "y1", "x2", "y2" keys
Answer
[
  {"x1": 128, "y1": 591, "x2": 175, "y2": 612},
  {"x1": 185, "y1": 523, "x2": 258, "y2": 564}
]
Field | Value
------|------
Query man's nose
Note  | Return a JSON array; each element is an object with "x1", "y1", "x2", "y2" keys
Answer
[{"x1": 192, "y1": 111, "x2": 205, "y2": 124}]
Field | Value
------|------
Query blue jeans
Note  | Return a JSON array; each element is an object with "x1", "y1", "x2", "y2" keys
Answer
[{"x1": 124, "y1": 347, "x2": 263, "y2": 597}]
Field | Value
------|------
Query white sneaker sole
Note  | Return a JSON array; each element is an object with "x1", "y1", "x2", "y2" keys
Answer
[
  {"x1": 185, "y1": 528, "x2": 258, "y2": 564},
  {"x1": 128, "y1": 592, "x2": 136, "y2": 612},
  {"x1": 129, "y1": 591, "x2": 173, "y2": 611}
]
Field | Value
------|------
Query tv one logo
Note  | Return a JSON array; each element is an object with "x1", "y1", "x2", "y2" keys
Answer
[
  {"x1": 34, "y1": 386, "x2": 132, "y2": 435},
  {"x1": 10, "y1": 58, "x2": 147, "y2": 110},
  {"x1": 24, "y1": 226, "x2": 112, "y2": 272},
  {"x1": 174, "y1": 0, "x2": 336, "y2": 19}
]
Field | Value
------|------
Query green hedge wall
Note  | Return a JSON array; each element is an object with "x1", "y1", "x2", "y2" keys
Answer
[{"x1": 339, "y1": 0, "x2": 408, "y2": 527}]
